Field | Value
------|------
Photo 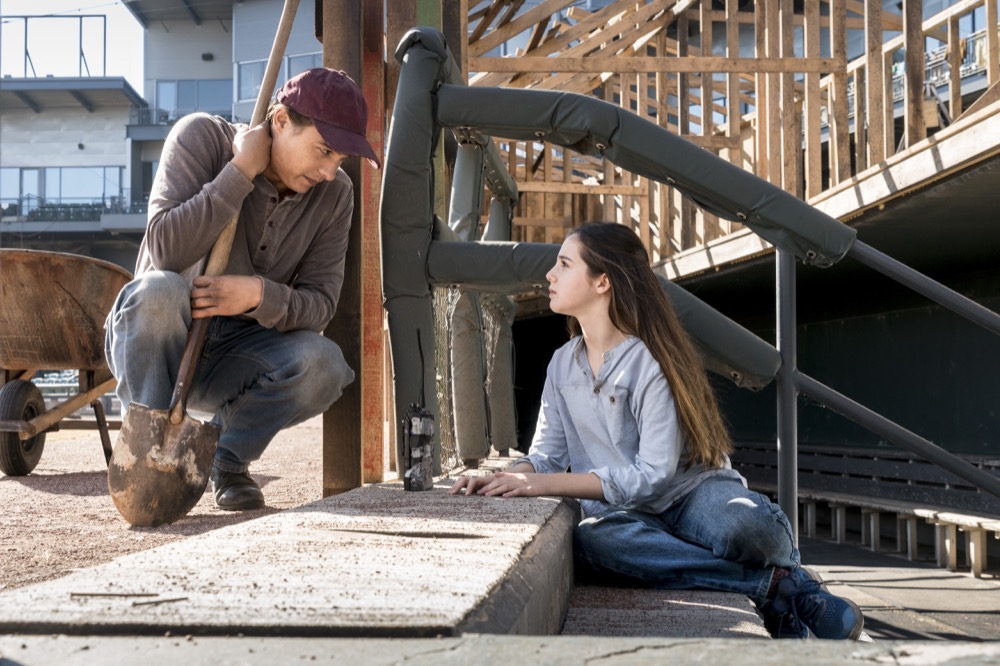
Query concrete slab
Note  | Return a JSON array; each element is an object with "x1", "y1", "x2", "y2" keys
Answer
[
  {"x1": 562, "y1": 586, "x2": 770, "y2": 639},
  {"x1": 5, "y1": 634, "x2": 1000, "y2": 666},
  {"x1": 799, "y1": 537, "x2": 1000, "y2": 641},
  {"x1": 0, "y1": 480, "x2": 575, "y2": 637}
]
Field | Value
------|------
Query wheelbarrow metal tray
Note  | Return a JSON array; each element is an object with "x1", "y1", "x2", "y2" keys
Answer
[{"x1": 0, "y1": 249, "x2": 132, "y2": 372}]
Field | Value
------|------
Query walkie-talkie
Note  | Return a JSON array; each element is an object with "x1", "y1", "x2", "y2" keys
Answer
[{"x1": 403, "y1": 329, "x2": 434, "y2": 491}]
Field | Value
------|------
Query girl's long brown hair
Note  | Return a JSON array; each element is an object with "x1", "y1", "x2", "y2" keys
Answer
[{"x1": 569, "y1": 222, "x2": 731, "y2": 468}]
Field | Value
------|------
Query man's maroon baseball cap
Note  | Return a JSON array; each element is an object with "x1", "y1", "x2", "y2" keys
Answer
[{"x1": 276, "y1": 68, "x2": 381, "y2": 169}]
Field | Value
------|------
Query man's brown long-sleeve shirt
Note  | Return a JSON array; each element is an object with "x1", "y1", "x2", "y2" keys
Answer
[{"x1": 135, "y1": 112, "x2": 354, "y2": 333}]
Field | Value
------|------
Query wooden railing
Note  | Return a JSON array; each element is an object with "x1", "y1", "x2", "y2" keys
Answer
[{"x1": 464, "y1": 0, "x2": 1000, "y2": 262}]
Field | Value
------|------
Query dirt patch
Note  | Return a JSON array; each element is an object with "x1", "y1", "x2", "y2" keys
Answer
[{"x1": 0, "y1": 416, "x2": 336, "y2": 592}]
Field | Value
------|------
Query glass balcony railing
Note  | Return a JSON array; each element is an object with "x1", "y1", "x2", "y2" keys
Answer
[
  {"x1": 131, "y1": 106, "x2": 233, "y2": 126},
  {"x1": 0, "y1": 193, "x2": 146, "y2": 222}
]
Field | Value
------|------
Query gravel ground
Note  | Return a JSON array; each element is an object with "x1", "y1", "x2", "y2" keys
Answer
[{"x1": 0, "y1": 415, "x2": 333, "y2": 592}]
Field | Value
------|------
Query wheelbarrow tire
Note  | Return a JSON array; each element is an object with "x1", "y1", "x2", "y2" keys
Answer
[{"x1": 0, "y1": 380, "x2": 47, "y2": 476}]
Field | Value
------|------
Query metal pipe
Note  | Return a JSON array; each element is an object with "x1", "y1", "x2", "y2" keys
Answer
[
  {"x1": 448, "y1": 142, "x2": 485, "y2": 240},
  {"x1": 795, "y1": 371, "x2": 1000, "y2": 502},
  {"x1": 849, "y1": 240, "x2": 1000, "y2": 336},
  {"x1": 775, "y1": 249, "x2": 798, "y2": 541}
]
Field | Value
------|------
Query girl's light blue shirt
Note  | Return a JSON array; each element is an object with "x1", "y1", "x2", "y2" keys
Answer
[{"x1": 517, "y1": 335, "x2": 743, "y2": 517}]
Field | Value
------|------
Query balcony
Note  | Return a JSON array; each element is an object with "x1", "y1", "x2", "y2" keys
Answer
[{"x1": 0, "y1": 194, "x2": 148, "y2": 234}]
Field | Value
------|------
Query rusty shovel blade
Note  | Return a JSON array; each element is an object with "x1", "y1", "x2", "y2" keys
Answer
[{"x1": 107, "y1": 402, "x2": 220, "y2": 527}]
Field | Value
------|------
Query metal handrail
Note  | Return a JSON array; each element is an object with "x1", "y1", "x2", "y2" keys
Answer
[{"x1": 775, "y1": 243, "x2": 1000, "y2": 541}]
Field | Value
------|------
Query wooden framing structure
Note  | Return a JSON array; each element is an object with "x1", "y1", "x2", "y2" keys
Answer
[
  {"x1": 323, "y1": 0, "x2": 1000, "y2": 490},
  {"x1": 465, "y1": 0, "x2": 1000, "y2": 260}
]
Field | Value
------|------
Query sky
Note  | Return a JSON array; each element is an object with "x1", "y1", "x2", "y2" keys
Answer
[{"x1": 0, "y1": 0, "x2": 144, "y2": 91}]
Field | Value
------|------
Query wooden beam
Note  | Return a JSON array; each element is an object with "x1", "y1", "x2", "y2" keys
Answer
[
  {"x1": 677, "y1": 12, "x2": 693, "y2": 247},
  {"x1": 881, "y1": 0, "x2": 979, "y2": 58},
  {"x1": 512, "y1": 216, "x2": 574, "y2": 228},
  {"x1": 722, "y1": 0, "x2": 740, "y2": 208},
  {"x1": 360, "y1": 0, "x2": 385, "y2": 484},
  {"x1": 321, "y1": 0, "x2": 363, "y2": 496},
  {"x1": 469, "y1": 0, "x2": 505, "y2": 43},
  {"x1": 830, "y1": 0, "x2": 851, "y2": 185},
  {"x1": 470, "y1": 56, "x2": 841, "y2": 73},
  {"x1": 385, "y1": 0, "x2": 416, "y2": 117},
  {"x1": 754, "y1": 1, "x2": 768, "y2": 181},
  {"x1": 866, "y1": 0, "x2": 886, "y2": 165},
  {"x1": 804, "y1": 0, "x2": 822, "y2": 197},
  {"x1": 699, "y1": 0, "x2": 715, "y2": 241},
  {"x1": 469, "y1": 0, "x2": 575, "y2": 57},
  {"x1": 987, "y1": 0, "x2": 999, "y2": 87},
  {"x1": 473, "y1": 0, "x2": 678, "y2": 88},
  {"x1": 766, "y1": 0, "x2": 780, "y2": 186},
  {"x1": 947, "y1": 15, "x2": 962, "y2": 121},
  {"x1": 780, "y1": 0, "x2": 797, "y2": 195},
  {"x1": 904, "y1": 0, "x2": 926, "y2": 148}
]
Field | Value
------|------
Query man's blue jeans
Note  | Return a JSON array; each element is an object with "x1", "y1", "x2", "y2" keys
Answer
[
  {"x1": 105, "y1": 271, "x2": 355, "y2": 473},
  {"x1": 574, "y1": 476, "x2": 800, "y2": 606}
]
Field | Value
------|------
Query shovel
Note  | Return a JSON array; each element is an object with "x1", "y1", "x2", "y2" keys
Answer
[{"x1": 108, "y1": 0, "x2": 301, "y2": 527}]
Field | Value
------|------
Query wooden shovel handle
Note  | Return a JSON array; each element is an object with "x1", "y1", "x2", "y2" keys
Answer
[
  {"x1": 166, "y1": 0, "x2": 300, "y2": 426},
  {"x1": 168, "y1": 317, "x2": 210, "y2": 424}
]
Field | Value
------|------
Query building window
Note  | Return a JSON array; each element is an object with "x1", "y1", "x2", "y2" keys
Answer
[
  {"x1": 0, "y1": 166, "x2": 123, "y2": 217},
  {"x1": 238, "y1": 52, "x2": 322, "y2": 103},
  {"x1": 46, "y1": 167, "x2": 122, "y2": 203},
  {"x1": 238, "y1": 60, "x2": 266, "y2": 102},
  {"x1": 0, "y1": 168, "x2": 19, "y2": 217},
  {"x1": 287, "y1": 52, "x2": 322, "y2": 79},
  {"x1": 156, "y1": 79, "x2": 233, "y2": 121}
]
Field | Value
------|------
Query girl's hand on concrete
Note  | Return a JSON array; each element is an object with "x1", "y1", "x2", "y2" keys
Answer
[
  {"x1": 448, "y1": 472, "x2": 540, "y2": 498},
  {"x1": 448, "y1": 474, "x2": 497, "y2": 496}
]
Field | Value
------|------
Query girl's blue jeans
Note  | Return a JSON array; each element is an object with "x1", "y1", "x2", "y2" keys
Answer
[
  {"x1": 105, "y1": 270, "x2": 355, "y2": 473},
  {"x1": 574, "y1": 476, "x2": 800, "y2": 606}
]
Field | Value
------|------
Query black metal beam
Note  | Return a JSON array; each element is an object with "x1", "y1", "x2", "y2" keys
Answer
[
  {"x1": 181, "y1": 0, "x2": 202, "y2": 25},
  {"x1": 12, "y1": 90, "x2": 39, "y2": 113},
  {"x1": 69, "y1": 90, "x2": 95, "y2": 113}
]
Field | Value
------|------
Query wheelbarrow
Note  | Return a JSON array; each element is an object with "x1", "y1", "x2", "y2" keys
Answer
[{"x1": 0, "y1": 249, "x2": 132, "y2": 475}]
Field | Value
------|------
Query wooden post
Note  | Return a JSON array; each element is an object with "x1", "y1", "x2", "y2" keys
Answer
[
  {"x1": 444, "y1": 0, "x2": 468, "y2": 82},
  {"x1": 360, "y1": 0, "x2": 385, "y2": 484},
  {"x1": 903, "y1": 0, "x2": 925, "y2": 148},
  {"x1": 766, "y1": 0, "x2": 781, "y2": 187},
  {"x1": 947, "y1": 16, "x2": 962, "y2": 121},
  {"x1": 754, "y1": 1, "x2": 769, "y2": 181},
  {"x1": 385, "y1": 2, "x2": 417, "y2": 124},
  {"x1": 804, "y1": 0, "x2": 822, "y2": 197},
  {"x1": 655, "y1": 31, "x2": 671, "y2": 259},
  {"x1": 417, "y1": 0, "x2": 447, "y2": 222},
  {"x1": 987, "y1": 0, "x2": 999, "y2": 87},
  {"x1": 620, "y1": 72, "x2": 634, "y2": 229},
  {"x1": 677, "y1": 14, "x2": 693, "y2": 247},
  {"x1": 637, "y1": 71, "x2": 650, "y2": 250},
  {"x1": 854, "y1": 68, "x2": 867, "y2": 172},
  {"x1": 603, "y1": 81, "x2": 616, "y2": 223},
  {"x1": 780, "y1": 0, "x2": 798, "y2": 196},
  {"x1": 321, "y1": 0, "x2": 363, "y2": 496},
  {"x1": 830, "y1": 0, "x2": 851, "y2": 185},
  {"x1": 865, "y1": 0, "x2": 885, "y2": 165},
  {"x1": 724, "y1": 0, "x2": 740, "y2": 229},
  {"x1": 699, "y1": 0, "x2": 714, "y2": 241},
  {"x1": 885, "y1": 49, "x2": 896, "y2": 155}
]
